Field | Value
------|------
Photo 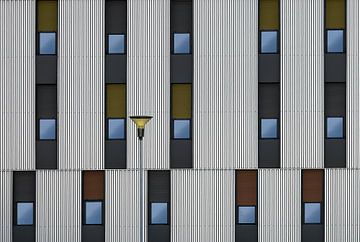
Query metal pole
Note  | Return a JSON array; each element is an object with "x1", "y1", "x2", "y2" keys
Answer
[{"x1": 139, "y1": 138, "x2": 144, "y2": 242}]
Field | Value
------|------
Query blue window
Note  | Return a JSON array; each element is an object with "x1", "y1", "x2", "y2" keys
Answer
[
  {"x1": 174, "y1": 120, "x2": 190, "y2": 139},
  {"x1": 85, "y1": 201, "x2": 102, "y2": 225},
  {"x1": 238, "y1": 206, "x2": 256, "y2": 224},
  {"x1": 327, "y1": 30, "x2": 344, "y2": 53},
  {"x1": 39, "y1": 32, "x2": 56, "y2": 55},
  {"x1": 151, "y1": 202, "x2": 168, "y2": 224},
  {"x1": 174, "y1": 33, "x2": 191, "y2": 54},
  {"x1": 261, "y1": 119, "x2": 278, "y2": 139},
  {"x1": 304, "y1": 203, "x2": 321, "y2": 224},
  {"x1": 17, "y1": 202, "x2": 34, "y2": 225},
  {"x1": 327, "y1": 117, "x2": 343, "y2": 138},
  {"x1": 261, "y1": 31, "x2": 278, "y2": 53},
  {"x1": 39, "y1": 119, "x2": 56, "y2": 140},
  {"x1": 108, "y1": 119, "x2": 125, "y2": 139},
  {"x1": 108, "y1": 34, "x2": 125, "y2": 54}
]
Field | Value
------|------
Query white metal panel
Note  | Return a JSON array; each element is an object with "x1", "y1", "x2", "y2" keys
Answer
[
  {"x1": 281, "y1": 0, "x2": 324, "y2": 168},
  {"x1": 193, "y1": 0, "x2": 258, "y2": 169},
  {"x1": 258, "y1": 169, "x2": 301, "y2": 242},
  {"x1": 0, "y1": 171, "x2": 12, "y2": 242},
  {"x1": 58, "y1": 0, "x2": 105, "y2": 170},
  {"x1": 325, "y1": 169, "x2": 360, "y2": 241},
  {"x1": 171, "y1": 169, "x2": 234, "y2": 242},
  {"x1": 127, "y1": 0, "x2": 171, "y2": 169},
  {"x1": 36, "y1": 170, "x2": 81, "y2": 242},
  {"x1": 0, "y1": 0, "x2": 35, "y2": 170}
]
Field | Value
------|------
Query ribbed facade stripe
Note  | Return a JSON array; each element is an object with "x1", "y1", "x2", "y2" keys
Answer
[
  {"x1": 0, "y1": 172, "x2": 12, "y2": 242},
  {"x1": 0, "y1": 0, "x2": 35, "y2": 170},
  {"x1": 58, "y1": 0, "x2": 105, "y2": 170}
]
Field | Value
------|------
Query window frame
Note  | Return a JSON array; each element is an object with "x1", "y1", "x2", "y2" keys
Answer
[
  {"x1": 259, "y1": 30, "x2": 279, "y2": 54},
  {"x1": 149, "y1": 202, "x2": 169, "y2": 225},
  {"x1": 83, "y1": 200, "x2": 104, "y2": 225},
  {"x1": 38, "y1": 31, "x2": 57, "y2": 55},
  {"x1": 325, "y1": 116, "x2": 345, "y2": 139},
  {"x1": 259, "y1": 118, "x2": 279, "y2": 139},
  {"x1": 303, "y1": 202, "x2": 323, "y2": 224},
  {"x1": 15, "y1": 201, "x2": 35, "y2": 226},
  {"x1": 236, "y1": 205, "x2": 257, "y2": 225},
  {"x1": 106, "y1": 33, "x2": 126, "y2": 55},
  {"x1": 325, "y1": 29, "x2": 346, "y2": 54},
  {"x1": 106, "y1": 118, "x2": 126, "y2": 140},
  {"x1": 172, "y1": 32, "x2": 192, "y2": 55},
  {"x1": 172, "y1": 119, "x2": 192, "y2": 140},
  {"x1": 38, "y1": 118, "x2": 57, "y2": 141}
]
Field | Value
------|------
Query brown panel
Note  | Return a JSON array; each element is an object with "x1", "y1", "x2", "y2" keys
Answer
[
  {"x1": 236, "y1": 170, "x2": 257, "y2": 206},
  {"x1": 259, "y1": 0, "x2": 279, "y2": 30},
  {"x1": 303, "y1": 170, "x2": 323, "y2": 202},
  {"x1": 83, "y1": 171, "x2": 105, "y2": 200},
  {"x1": 38, "y1": 0, "x2": 58, "y2": 32},
  {"x1": 326, "y1": 0, "x2": 345, "y2": 29}
]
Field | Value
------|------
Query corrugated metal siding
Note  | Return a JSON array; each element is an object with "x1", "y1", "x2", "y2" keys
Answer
[
  {"x1": 346, "y1": 0, "x2": 359, "y2": 168},
  {"x1": 58, "y1": 0, "x2": 104, "y2": 170},
  {"x1": 193, "y1": 0, "x2": 258, "y2": 169},
  {"x1": 127, "y1": 0, "x2": 170, "y2": 169},
  {"x1": 36, "y1": 170, "x2": 81, "y2": 242},
  {"x1": 171, "y1": 170, "x2": 234, "y2": 242},
  {"x1": 281, "y1": 0, "x2": 324, "y2": 168},
  {"x1": 0, "y1": 172, "x2": 12, "y2": 242},
  {"x1": 258, "y1": 169, "x2": 301, "y2": 242},
  {"x1": 0, "y1": 0, "x2": 35, "y2": 170},
  {"x1": 325, "y1": 169, "x2": 360, "y2": 241}
]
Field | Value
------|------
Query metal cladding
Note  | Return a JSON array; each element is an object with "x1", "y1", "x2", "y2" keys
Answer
[{"x1": 0, "y1": 172, "x2": 12, "y2": 241}]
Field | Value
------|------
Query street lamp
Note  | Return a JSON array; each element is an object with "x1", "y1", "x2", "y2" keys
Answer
[{"x1": 130, "y1": 115, "x2": 152, "y2": 242}]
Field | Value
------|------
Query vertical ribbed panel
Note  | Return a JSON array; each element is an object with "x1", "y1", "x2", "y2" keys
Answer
[
  {"x1": 325, "y1": 169, "x2": 360, "y2": 241},
  {"x1": 127, "y1": 0, "x2": 170, "y2": 169},
  {"x1": 0, "y1": 172, "x2": 12, "y2": 242},
  {"x1": 193, "y1": 0, "x2": 258, "y2": 169},
  {"x1": 346, "y1": 0, "x2": 359, "y2": 168},
  {"x1": 0, "y1": 0, "x2": 35, "y2": 170},
  {"x1": 281, "y1": 0, "x2": 324, "y2": 168},
  {"x1": 171, "y1": 170, "x2": 234, "y2": 242},
  {"x1": 58, "y1": 0, "x2": 104, "y2": 170},
  {"x1": 258, "y1": 169, "x2": 301, "y2": 242},
  {"x1": 36, "y1": 170, "x2": 81, "y2": 242},
  {"x1": 105, "y1": 170, "x2": 146, "y2": 242}
]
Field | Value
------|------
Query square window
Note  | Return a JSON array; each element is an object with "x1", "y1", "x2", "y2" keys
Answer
[
  {"x1": 108, "y1": 34, "x2": 125, "y2": 54},
  {"x1": 17, "y1": 202, "x2": 34, "y2": 225},
  {"x1": 327, "y1": 117, "x2": 343, "y2": 138},
  {"x1": 39, "y1": 119, "x2": 56, "y2": 140},
  {"x1": 327, "y1": 30, "x2": 344, "y2": 53},
  {"x1": 151, "y1": 203, "x2": 168, "y2": 224},
  {"x1": 304, "y1": 203, "x2": 321, "y2": 224},
  {"x1": 108, "y1": 119, "x2": 125, "y2": 139},
  {"x1": 238, "y1": 206, "x2": 256, "y2": 224},
  {"x1": 261, "y1": 31, "x2": 278, "y2": 53},
  {"x1": 174, "y1": 33, "x2": 191, "y2": 54},
  {"x1": 85, "y1": 201, "x2": 102, "y2": 225},
  {"x1": 261, "y1": 119, "x2": 278, "y2": 139},
  {"x1": 39, "y1": 32, "x2": 56, "y2": 55},
  {"x1": 174, "y1": 120, "x2": 190, "y2": 139}
]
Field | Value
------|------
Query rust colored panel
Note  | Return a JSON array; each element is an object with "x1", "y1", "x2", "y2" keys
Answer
[
  {"x1": 236, "y1": 170, "x2": 257, "y2": 206},
  {"x1": 83, "y1": 171, "x2": 105, "y2": 200},
  {"x1": 303, "y1": 170, "x2": 323, "y2": 202}
]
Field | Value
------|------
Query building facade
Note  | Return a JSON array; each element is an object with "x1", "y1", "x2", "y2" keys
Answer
[{"x1": 0, "y1": 0, "x2": 359, "y2": 241}]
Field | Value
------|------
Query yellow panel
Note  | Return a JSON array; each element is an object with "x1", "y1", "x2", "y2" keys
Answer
[
  {"x1": 38, "y1": 1, "x2": 57, "y2": 32},
  {"x1": 172, "y1": 84, "x2": 192, "y2": 119},
  {"x1": 107, "y1": 84, "x2": 126, "y2": 118},
  {"x1": 259, "y1": 0, "x2": 279, "y2": 30},
  {"x1": 326, "y1": 0, "x2": 345, "y2": 29}
]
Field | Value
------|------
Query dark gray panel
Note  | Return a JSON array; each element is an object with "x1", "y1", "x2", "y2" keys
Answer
[
  {"x1": 36, "y1": 85, "x2": 57, "y2": 118},
  {"x1": 36, "y1": 140, "x2": 57, "y2": 169},
  {"x1": 105, "y1": 140, "x2": 126, "y2": 169},
  {"x1": 235, "y1": 225, "x2": 257, "y2": 242},
  {"x1": 106, "y1": 1, "x2": 127, "y2": 34},
  {"x1": 170, "y1": 139, "x2": 192, "y2": 168},
  {"x1": 325, "y1": 54, "x2": 346, "y2": 83},
  {"x1": 36, "y1": 56, "x2": 57, "y2": 84},
  {"x1": 258, "y1": 54, "x2": 280, "y2": 83},
  {"x1": 325, "y1": 83, "x2": 346, "y2": 116},
  {"x1": 13, "y1": 172, "x2": 36, "y2": 201},
  {"x1": 105, "y1": 55, "x2": 126, "y2": 83},
  {"x1": 170, "y1": 55, "x2": 193, "y2": 83},
  {"x1": 258, "y1": 139, "x2": 280, "y2": 168},
  {"x1": 171, "y1": 1, "x2": 192, "y2": 33},
  {"x1": 148, "y1": 225, "x2": 170, "y2": 242},
  {"x1": 325, "y1": 139, "x2": 346, "y2": 168},
  {"x1": 302, "y1": 224, "x2": 324, "y2": 242},
  {"x1": 82, "y1": 226, "x2": 104, "y2": 242},
  {"x1": 13, "y1": 226, "x2": 35, "y2": 242},
  {"x1": 258, "y1": 83, "x2": 280, "y2": 117},
  {"x1": 148, "y1": 171, "x2": 170, "y2": 202}
]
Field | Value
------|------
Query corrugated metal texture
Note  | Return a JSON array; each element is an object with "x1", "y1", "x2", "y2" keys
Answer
[
  {"x1": 193, "y1": 0, "x2": 258, "y2": 169},
  {"x1": 171, "y1": 169, "x2": 234, "y2": 242},
  {"x1": 281, "y1": 0, "x2": 324, "y2": 168},
  {"x1": 36, "y1": 170, "x2": 81, "y2": 242},
  {"x1": 0, "y1": 0, "x2": 35, "y2": 170},
  {"x1": 0, "y1": 171, "x2": 12, "y2": 242},
  {"x1": 325, "y1": 169, "x2": 360, "y2": 241},
  {"x1": 258, "y1": 169, "x2": 301, "y2": 242},
  {"x1": 127, "y1": 0, "x2": 170, "y2": 169},
  {"x1": 105, "y1": 170, "x2": 146, "y2": 242},
  {"x1": 58, "y1": 0, "x2": 104, "y2": 170},
  {"x1": 346, "y1": 0, "x2": 359, "y2": 168}
]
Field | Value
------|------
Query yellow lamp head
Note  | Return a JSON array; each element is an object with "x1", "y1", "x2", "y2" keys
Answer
[{"x1": 130, "y1": 116, "x2": 153, "y2": 139}]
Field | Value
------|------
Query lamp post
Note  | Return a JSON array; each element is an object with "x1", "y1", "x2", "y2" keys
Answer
[{"x1": 130, "y1": 116, "x2": 152, "y2": 242}]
